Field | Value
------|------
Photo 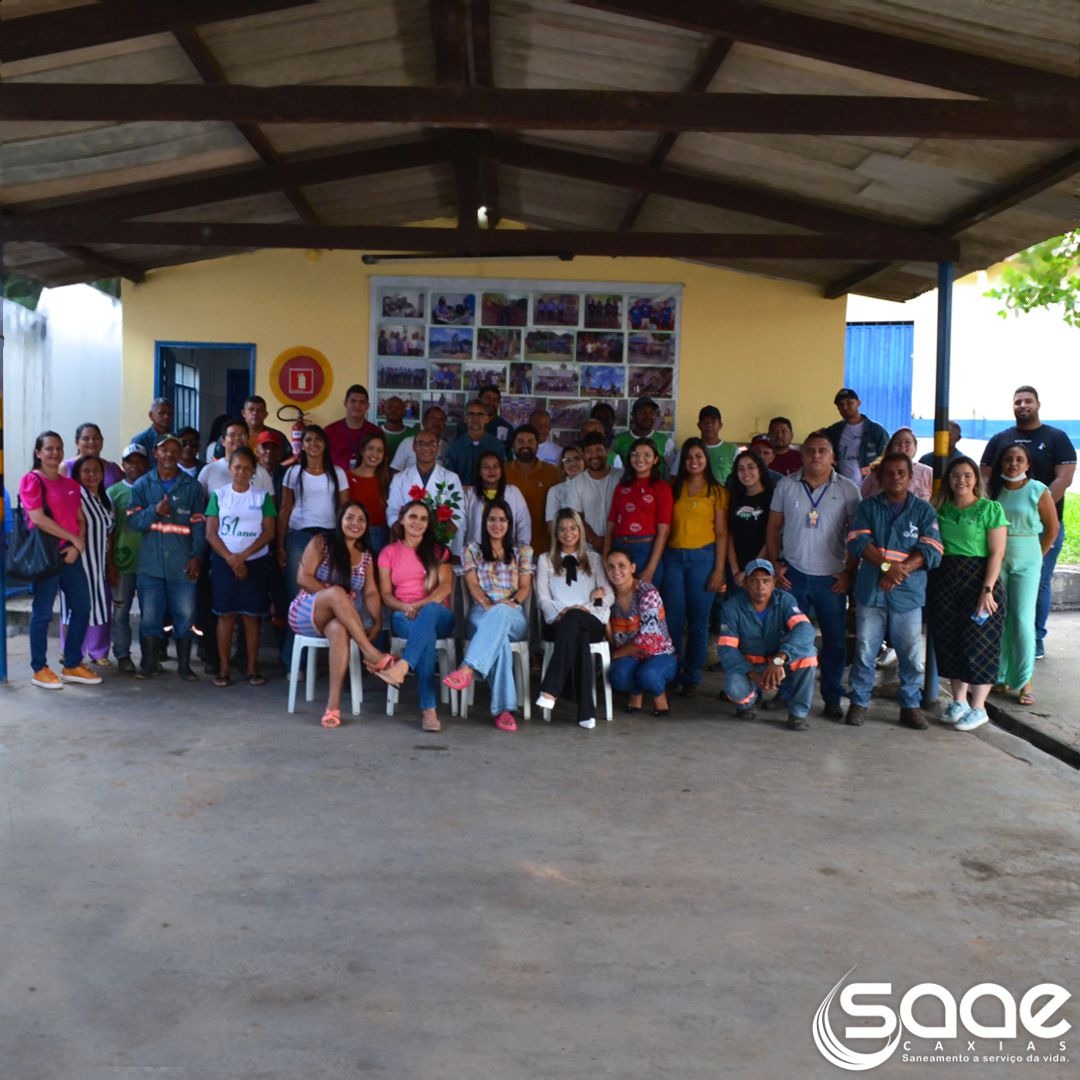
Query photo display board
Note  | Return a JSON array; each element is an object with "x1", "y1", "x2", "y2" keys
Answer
[{"x1": 370, "y1": 277, "x2": 682, "y2": 446}]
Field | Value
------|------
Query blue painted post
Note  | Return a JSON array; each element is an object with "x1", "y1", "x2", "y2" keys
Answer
[
  {"x1": 0, "y1": 242, "x2": 8, "y2": 681},
  {"x1": 923, "y1": 261, "x2": 954, "y2": 711}
]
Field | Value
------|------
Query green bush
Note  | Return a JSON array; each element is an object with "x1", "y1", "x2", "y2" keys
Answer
[{"x1": 1063, "y1": 492, "x2": 1079, "y2": 566}]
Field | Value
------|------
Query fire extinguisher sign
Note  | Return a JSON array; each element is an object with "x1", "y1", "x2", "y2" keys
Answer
[{"x1": 270, "y1": 346, "x2": 333, "y2": 409}]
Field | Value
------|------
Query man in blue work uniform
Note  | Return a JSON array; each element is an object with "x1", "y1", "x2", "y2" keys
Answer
[
  {"x1": 846, "y1": 453, "x2": 943, "y2": 730},
  {"x1": 127, "y1": 433, "x2": 206, "y2": 680},
  {"x1": 716, "y1": 559, "x2": 818, "y2": 730}
]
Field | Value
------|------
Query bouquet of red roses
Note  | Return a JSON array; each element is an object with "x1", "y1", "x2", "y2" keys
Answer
[{"x1": 408, "y1": 481, "x2": 462, "y2": 546}]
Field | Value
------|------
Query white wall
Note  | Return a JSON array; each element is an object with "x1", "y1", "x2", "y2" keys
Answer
[{"x1": 3, "y1": 285, "x2": 123, "y2": 488}]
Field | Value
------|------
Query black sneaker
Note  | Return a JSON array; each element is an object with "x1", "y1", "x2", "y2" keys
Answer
[
  {"x1": 787, "y1": 714, "x2": 809, "y2": 730},
  {"x1": 822, "y1": 700, "x2": 844, "y2": 720},
  {"x1": 845, "y1": 704, "x2": 867, "y2": 726},
  {"x1": 734, "y1": 706, "x2": 756, "y2": 721},
  {"x1": 117, "y1": 657, "x2": 136, "y2": 675}
]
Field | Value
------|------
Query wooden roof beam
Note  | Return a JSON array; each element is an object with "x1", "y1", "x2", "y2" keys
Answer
[
  {"x1": 2, "y1": 85, "x2": 1077, "y2": 137},
  {"x1": 172, "y1": 25, "x2": 321, "y2": 225},
  {"x1": 823, "y1": 145, "x2": 1080, "y2": 298},
  {"x1": 487, "y1": 138, "x2": 949, "y2": 240},
  {"x1": 620, "y1": 35, "x2": 734, "y2": 231},
  {"x1": 0, "y1": 218, "x2": 962, "y2": 261},
  {"x1": 15, "y1": 139, "x2": 453, "y2": 221},
  {"x1": 572, "y1": 0, "x2": 1080, "y2": 100},
  {"x1": 54, "y1": 245, "x2": 146, "y2": 283},
  {"x1": 3, "y1": 0, "x2": 316, "y2": 64}
]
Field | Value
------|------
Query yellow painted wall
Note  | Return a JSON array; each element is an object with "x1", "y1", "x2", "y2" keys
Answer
[{"x1": 122, "y1": 243, "x2": 847, "y2": 446}]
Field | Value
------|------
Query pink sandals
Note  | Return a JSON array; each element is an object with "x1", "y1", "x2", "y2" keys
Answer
[{"x1": 442, "y1": 668, "x2": 474, "y2": 692}]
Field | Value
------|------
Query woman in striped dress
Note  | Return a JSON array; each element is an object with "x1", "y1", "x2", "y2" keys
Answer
[{"x1": 62, "y1": 456, "x2": 116, "y2": 665}]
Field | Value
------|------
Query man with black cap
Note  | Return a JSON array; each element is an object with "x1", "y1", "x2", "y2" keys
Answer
[
  {"x1": 825, "y1": 388, "x2": 889, "y2": 485},
  {"x1": 716, "y1": 558, "x2": 818, "y2": 729},
  {"x1": 127, "y1": 433, "x2": 206, "y2": 681},
  {"x1": 696, "y1": 405, "x2": 736, "y2": 484},
  {"x1": 613, "y1": 396, "x2": 676, "y2": 478}
]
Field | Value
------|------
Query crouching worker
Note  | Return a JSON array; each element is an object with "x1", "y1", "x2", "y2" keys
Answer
[{"x1": 716, "y1": 558, "x2": 817, "y2": 730}]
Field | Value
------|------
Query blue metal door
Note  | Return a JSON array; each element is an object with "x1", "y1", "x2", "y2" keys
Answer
[{"x1": 844, "y1": 322, "x2": 914, "y2": 435}]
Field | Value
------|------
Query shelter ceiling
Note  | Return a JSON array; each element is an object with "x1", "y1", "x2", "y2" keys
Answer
[{"x1": 0, "y1": 0, "x2": 1076, "y2": 299}]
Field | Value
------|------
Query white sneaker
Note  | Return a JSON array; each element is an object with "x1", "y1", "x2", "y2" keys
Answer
[
  {"x1": 876, "y1": 646, "x2": 898, "y2": 669},
  {"x1": 535, "y1": 692, "x2": 556, "y2": 710},
  {"x1": 942, "y1": 700, "x2": 968, "y2": 725},
  {"x1": 954, "y1": 707, "x2": 989, "y2": 732},
  {"x1": 578, "y1": 717, "x2": 596, "y2": 730}
]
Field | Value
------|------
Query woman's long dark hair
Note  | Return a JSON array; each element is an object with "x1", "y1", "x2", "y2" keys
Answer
[
  {"x1": 33, "y1": 430, "x2": 63, "y2": 468},
  {"x1": 479, "y1": 498, "x2": 515, "y2": 565},
  {"x1": 473, "y1": 451, "x2": 506, "y2": 498},
  {"x1": 390, "y1": 498, "x2": 445, "y2": 584},
  {"x1": 295, "y1": 424, "x2": 339, "y2": 505},
  {"x1": 618, "y1": 437, "x2": 662, "y2": 486},
  {"x1": 323, "y1": 499, "x2": 371, "y2": 587},
  {"x1": 728, "y1": 449, "x2": 775, "y2": 501},
  {"x1": 357, "y1": 430, "x2": 391, "y2": 496},
  {"x1": 932, "y1": 455, "x2": 984, "y2": 510},
  {"x1": 672, "y1": 436, "x2": 720, "y2": 499},
  {"x1": 987, "y1": 442, "x2": 1031, "y2": 501},
  {"x1": 71, "y1": 455, "x2": 113, "y2": 512}
]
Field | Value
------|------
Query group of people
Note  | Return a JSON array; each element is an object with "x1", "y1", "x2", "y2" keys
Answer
[{"x1": 16, "y1": 379, "x2": 1073, "y2": 739}]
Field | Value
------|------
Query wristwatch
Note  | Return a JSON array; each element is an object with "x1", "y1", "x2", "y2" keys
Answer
[
  {"x1": 880, "y1": 561, "x2": 892, "y2": 573},
  {"x1": 771, "y1": 654, "x2": 786, "y2": 667}
]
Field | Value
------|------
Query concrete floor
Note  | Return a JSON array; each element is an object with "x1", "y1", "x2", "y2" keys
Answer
[{"x1": 1, "y1": 631, "x2": 1078, "y2": 1080}]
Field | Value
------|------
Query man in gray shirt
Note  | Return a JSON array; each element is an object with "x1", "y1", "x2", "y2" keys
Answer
[{"x1": 766, "y1": 431, "x2": 861, "y2": 720}]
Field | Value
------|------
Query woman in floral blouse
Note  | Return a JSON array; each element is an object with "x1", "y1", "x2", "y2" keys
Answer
[
  {"x1": 606, "y1": 548, "x2": 677, "y2": 717},
  {"x1": 442, "y1": 499, "x2": 534, "y2": 731}
]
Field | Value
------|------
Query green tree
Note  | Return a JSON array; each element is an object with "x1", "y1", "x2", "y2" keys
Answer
[{"x1": 985, "y1": 230, "x2": 1080, "y2": 330}]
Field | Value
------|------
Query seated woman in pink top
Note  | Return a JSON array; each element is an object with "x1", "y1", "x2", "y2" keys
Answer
[
  {"x1": 861, "y1": 428, "x2": 933, "y2": 501},
  {"x1": 378, "y1": 500, "x2": 455, "y2": 733}
]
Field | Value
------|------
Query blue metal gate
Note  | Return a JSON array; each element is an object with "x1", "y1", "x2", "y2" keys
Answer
[{"x1": 844, "y1": 322, "x2": 914, "y2": 435}]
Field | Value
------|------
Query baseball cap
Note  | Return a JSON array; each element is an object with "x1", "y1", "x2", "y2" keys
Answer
[
  {"x1": 743, "y1": 558, "x2": 775, "y2": 577},
  {"x1": 698, "y1": 405, "x2": 722, "y2": 422},
  {"x1": 122, "y1": 443, "x2": 148, "y2": 459},
  {"x1": 256, "y1": 430, "x2": 281, "y2": 446},
  {"x1": 834, "y1": 388, "x2": 859, "y2": 403},
  {"x1": 154, "y1": 433, "x2": 181, "y2": 449},
  {"x1": 750, "y1": 434, "x2": 774, "y2": 449},
  {"x1": 632, "y1": 396, "x2": 659, "y2": 411}
]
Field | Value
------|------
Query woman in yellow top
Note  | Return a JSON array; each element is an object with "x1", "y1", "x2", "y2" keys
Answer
[{"x1": 660, "y1": 437, "x2": 728, "y2": 697}]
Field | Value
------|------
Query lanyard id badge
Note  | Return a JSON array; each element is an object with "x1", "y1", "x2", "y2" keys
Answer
[{"x1": 802, "y1": 480, "x2": 830, "y2": 529}]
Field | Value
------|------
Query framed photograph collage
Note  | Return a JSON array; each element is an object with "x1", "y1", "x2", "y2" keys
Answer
[{"x1": 369, "y1": 278, "x2": 682, "y2": 445}]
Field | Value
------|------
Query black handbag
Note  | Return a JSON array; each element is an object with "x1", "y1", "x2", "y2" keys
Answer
[{"x1": 5, "y1": 475, "x2": 63, "y2": 583}]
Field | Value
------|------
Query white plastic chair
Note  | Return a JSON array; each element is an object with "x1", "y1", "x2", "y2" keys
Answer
[
  {"x1": 288, "y1": 634, "x2": 363, "y2": 716},
  {"x1": 385, "y1": 635, "x2": 460, "y2": 716},
  {"x1": 460, "y1": 601, "x2": 533, "y2": 722},
  {"x1": 539, "y1": 639, "x2": 613, "y2": 722}
]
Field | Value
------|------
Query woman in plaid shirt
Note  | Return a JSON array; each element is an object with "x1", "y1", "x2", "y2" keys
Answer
[{"x1": 443, "y1": 499, "x2": 534, "y2": 732}]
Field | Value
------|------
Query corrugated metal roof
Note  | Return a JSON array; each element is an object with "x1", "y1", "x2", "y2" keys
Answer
[{"x1": 0, "y1": 0, "x2": 1076, "y2": 299}]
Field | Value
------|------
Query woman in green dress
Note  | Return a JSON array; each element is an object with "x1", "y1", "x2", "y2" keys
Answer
[{"x1": 987, "y1": 443, "x2": 1059, "y2": 706}]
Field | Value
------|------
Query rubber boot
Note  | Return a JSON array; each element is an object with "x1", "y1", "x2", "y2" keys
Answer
[
  {"x1": 176, "y1": 638, "x2": 200, "y2": 681},
  {"x1": 135, "y1": 636, "x2": 159, "y2": 679}
]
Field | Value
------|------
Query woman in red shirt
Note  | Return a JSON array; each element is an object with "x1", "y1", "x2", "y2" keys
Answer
[
  {"x1": 603, "y1": 437, "x2": 673, "y2": 589},
  {"x1": 347, "y1": 430, "x2": 391, "y2": 554}
]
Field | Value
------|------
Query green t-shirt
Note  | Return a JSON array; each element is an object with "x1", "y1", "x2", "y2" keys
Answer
[
  {"x1": 936, "y1": 498, "x2": 1009, "y2": 557},
  {"x1": 106, "y1": 479, "x2": 141, "y2": 574},
  {"x1": 206, "y1": 486, "x2": 278, "y2": 558},
  {"x1": 382, "y1": 423, "x2": 418, "y2": 461},
  {"x1": 703, "y1": 441, "x2": 737, "y2": 484}
]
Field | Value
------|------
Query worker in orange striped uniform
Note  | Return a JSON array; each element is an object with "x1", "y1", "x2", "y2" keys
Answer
[{"x1": 716, "y1": 559, "x2": 817, "y2": 730}]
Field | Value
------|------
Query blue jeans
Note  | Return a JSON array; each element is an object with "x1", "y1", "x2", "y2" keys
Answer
[
  {"x1": 785, "y1": 565, "x2": 847, "y2": 705},
  {"x1": 661, "y1": 545, "x2": 716, "y2": 686},
  {"x1": 136, "y1": 574, "x2": 197, "y2": 639},
  {"x1": 723, "y1": 663, "x2": 814, "y2": 718},
  {"x1": 1036, "y1": 520, "x2": 1064, "y2": 652},
  {"x1": 30, "y1": 558, "x2": 91, "y2": 672},
  {"x1": 110, "y1": 571, "x2": 138, "y2": 660},
  {"x1": 368, "y1": 525, "x2": 390, "y2": 557},
  {"x1": 850, "y1": 605, "x2": 923, "y2": 709},
  {"x1": 464, "y1": 602, "x2": 529, "y2": 715},
  {"x1": 614, "y1": 538, "x2": 664, "y2": 591},
  {"x1": 610, "y1": 652, "x2": 678, "y2": 697},
  {"x1": 281, "y1": 527, "x2": 322, "y2": 664},
  {"x1": 392, "y1": 603, "x2": 456, "y2": 710}
]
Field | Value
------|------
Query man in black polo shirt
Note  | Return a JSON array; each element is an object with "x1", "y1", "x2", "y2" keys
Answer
[{"x1": 980, "y1": 385, "x2": 1076, "y2": 658}]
